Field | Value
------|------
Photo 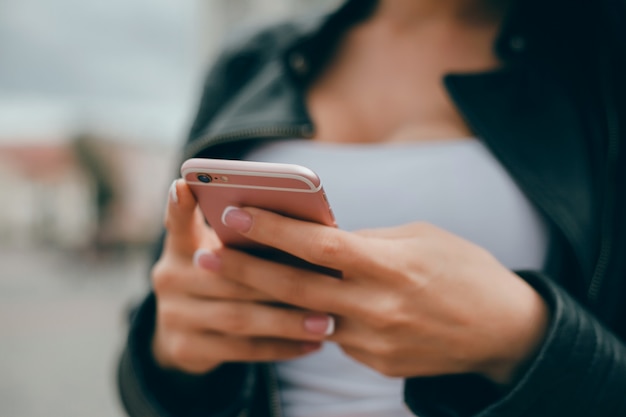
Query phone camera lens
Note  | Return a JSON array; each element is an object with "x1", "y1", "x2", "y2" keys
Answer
[{"x1": 197, "y1": 174, "x2": 212, "y2": 183}]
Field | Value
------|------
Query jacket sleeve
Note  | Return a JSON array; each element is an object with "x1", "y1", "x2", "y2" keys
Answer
[{"x1": 404, "y1": 271, "x2": 626, "y2": 417}]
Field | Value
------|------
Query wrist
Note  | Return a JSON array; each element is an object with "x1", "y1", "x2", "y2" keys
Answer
[{"x1": 481, "y1": 282, "x2": 550, "y2": 385}]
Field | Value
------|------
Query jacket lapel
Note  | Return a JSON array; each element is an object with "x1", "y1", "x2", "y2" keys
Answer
[{"x1": 445, "y1": 68, "x2": 598, "y2": 280}]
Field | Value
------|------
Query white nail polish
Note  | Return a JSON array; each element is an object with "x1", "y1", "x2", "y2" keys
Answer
[
  {"x1": 221, "y1": 205, "x2": 238, "y2": 226},
  {"x1": 192, "y1": 248, "x2": 209, "y2": 267},
  {"x1": 325, "y1": 316, "x2": 335, "y2": 336},
  {"x1": 169, "y1": 180, "x2": 179, "y2": 204}
]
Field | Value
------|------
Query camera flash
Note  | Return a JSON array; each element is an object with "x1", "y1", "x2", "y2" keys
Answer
[{"x1": 220, "y1": 176, "x2": 229, "y2": 182}]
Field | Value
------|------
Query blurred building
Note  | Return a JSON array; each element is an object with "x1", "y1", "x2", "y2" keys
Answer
[
  {"x1": 0, "y1": 132, "x2": 175, "y2": 251},
  {"x1": 0, "y1": 139, "x2": 93, "y2": 249}
]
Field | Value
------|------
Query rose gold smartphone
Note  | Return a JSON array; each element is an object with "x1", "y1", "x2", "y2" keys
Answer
[{"x1": 181, "y1": 158, "x2": 336, "y2": 251}]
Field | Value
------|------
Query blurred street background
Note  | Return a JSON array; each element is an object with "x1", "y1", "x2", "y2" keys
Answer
[{"x1": 0, "y1": 0, "x2": 335, "y2": 416}]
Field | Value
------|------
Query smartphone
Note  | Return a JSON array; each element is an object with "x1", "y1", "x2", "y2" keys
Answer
[{"x1": 181, "y1": 158, "x2": 336, "y2": 251}]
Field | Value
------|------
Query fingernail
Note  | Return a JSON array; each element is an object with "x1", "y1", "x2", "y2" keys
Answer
[
  {"x1": 222, "y1": 206, "x2": 252, "y2": 233},
  {"x1": 301, "y1": 342, "x2": 322, "y2": 353},
  {"x1": 193, "y1": 249, "x2": 221, "y2": 271},
  {"x1": 169, "y1": 180, "x2": 179, "y2": 204},
  {"x1": 304, "y1": 315, "x2": 335, "y2": 336}
]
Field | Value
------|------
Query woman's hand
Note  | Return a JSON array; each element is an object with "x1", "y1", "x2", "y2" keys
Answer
[
  {"x1": 206, "y1": 207, "x2": 550, "y2": 384},
  {"x1": 150, "y1": 181, "x2": 332, "y2": 374}
]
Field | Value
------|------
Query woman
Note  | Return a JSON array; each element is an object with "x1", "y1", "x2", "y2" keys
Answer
[{"x1": 118, "y1": 0, "x2": 626, "y2": 416}]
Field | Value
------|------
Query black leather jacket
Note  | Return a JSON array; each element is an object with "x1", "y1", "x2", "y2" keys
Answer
[{"x1": 118, "y1": 1, "x2": 626, "y2": 416}]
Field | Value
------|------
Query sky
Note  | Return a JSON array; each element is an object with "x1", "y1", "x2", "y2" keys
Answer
[
  {"x1": 0, "y1": 0, "x2": 207, "y2": 145},
  {"x1": 0, "y1": 0, "x2": 201, "y2": 100}
]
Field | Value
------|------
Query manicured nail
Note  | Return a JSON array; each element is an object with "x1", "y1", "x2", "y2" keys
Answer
[
  {"x1": 221, "y1": 206, "x2": 252, "y2": 233},
  {"x1": 193, "y1": 249, "x2": 221, "y2": 271},
  {"x1": 301, "y1": 342, "x2": 322, "y2": 353},
  {"x1": 304, "y1": 315, "x2": 335, "y2": 336},
  {"x1": 169, "y1": 180, "x2": 179, "y2": 204}
]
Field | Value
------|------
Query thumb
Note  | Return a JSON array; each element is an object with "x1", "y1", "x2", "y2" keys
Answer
[{"x1": 163, "y1": 179, "x2": 210, "y2": 258}]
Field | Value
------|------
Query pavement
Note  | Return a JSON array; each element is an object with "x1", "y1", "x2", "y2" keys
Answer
[{"x1": 0, "y1": 247, "x2": 150, "y2": 417}]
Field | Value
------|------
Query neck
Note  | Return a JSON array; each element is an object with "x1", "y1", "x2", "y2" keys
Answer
[{"x1": 373, "y1": 0, "x2": 511, "y2": 27}]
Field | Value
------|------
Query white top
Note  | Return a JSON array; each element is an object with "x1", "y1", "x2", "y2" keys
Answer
[{"x1": 246, "y1": 139, "x2": 549, "y2": 417}]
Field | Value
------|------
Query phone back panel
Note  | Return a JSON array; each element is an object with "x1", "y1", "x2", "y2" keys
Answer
[{"x1": 181, "y1": 158, "x2": 336, "y2": 248}]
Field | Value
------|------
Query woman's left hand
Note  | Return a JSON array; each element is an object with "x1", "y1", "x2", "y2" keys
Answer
[{"x1": 206, "y1": 207, "x2": 550, "y2": 385}]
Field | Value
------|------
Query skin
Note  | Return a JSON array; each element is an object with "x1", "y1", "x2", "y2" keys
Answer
[
  {"x1": 154, "y1": 180, "x2": 548, "y2": 384},
  {"x1": 307, "y1": 0, "x2": 510, "y2": 143},
  {"x1": 152, "y1": 182, "x2": 326, "y2": 374},
  {"x1": 152, "y1": 0, "x2": 550, "y2": 386}
]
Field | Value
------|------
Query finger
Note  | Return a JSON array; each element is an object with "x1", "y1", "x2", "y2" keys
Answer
[
  {"x1": 163, "y1": 179, "x2": 212, "y2": 257},
  {"x1": 187, "y1": 249, "x2": 276, "y2": 301},
  {"x1": 208, "y1": 334, "x2": 322, "y2": 362},
  {"x1": 210, "y1": 247, "x2": 358, "y2": 316},
  {"x1": 221, "y1": 207, "x2": 374, "y2": 273},
  {"x1": 153, "y1": 243, "x2": 279, "y2": 303},
  {"x1": 161, "y1": 298, "x2": 334, "y2": 341},
  {"x1": 165, "y1": 332, "x2": 321, "y2": 373},
  {"x1": 354, "y1": 225, "x2": 412, "y2": 239},
  {"x1": 187, "y1": 274, "x2": 275, "y2": 302},
  {"x1": 354, "y1": 222, "x2": 437, "y2": 239},
  {"x1": 152, "y1": 259, "x2": 275, "y2": 302}
]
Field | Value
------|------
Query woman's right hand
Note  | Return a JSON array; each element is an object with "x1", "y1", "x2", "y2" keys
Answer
[{"x1": 150, "y1": 180, "x2": 332, "y2": 374}]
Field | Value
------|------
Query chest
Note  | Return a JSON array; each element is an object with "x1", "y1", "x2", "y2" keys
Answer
[{"x1": 305, "y1": 23, "x2": 501, "y2": 143}]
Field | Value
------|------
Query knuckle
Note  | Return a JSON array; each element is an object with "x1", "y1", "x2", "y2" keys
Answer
[
  {"x1": 369, "y1": 338, "x2": 398, "y2": 359},
  {"x1": 307, "y1": 230, "x2": 343, "y2": 264},
  {"x1": 281, "y1": 273, "x2": 310, "y2": 304},
  {"x1": 151, "y1": 260, "x2": 178, "y2": 294},
  {"x1": 167, "y1": 335, "x2": 195, "y2": 366},
  {"x1": 220, "y1": 283, "x2": 260, "y2": 302},
  {"x1": 237, "y1": 287, "x2": 267, "y2": 302},
  {"x1": 218, "y1": 305, "x2": 249, "y2": 334},
  {"x1": 157, "y1": 302, "x2": 183, "y2": 330},
  {"x1": 368, "y1": 298, "x2": 405, "y2": 331}
]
